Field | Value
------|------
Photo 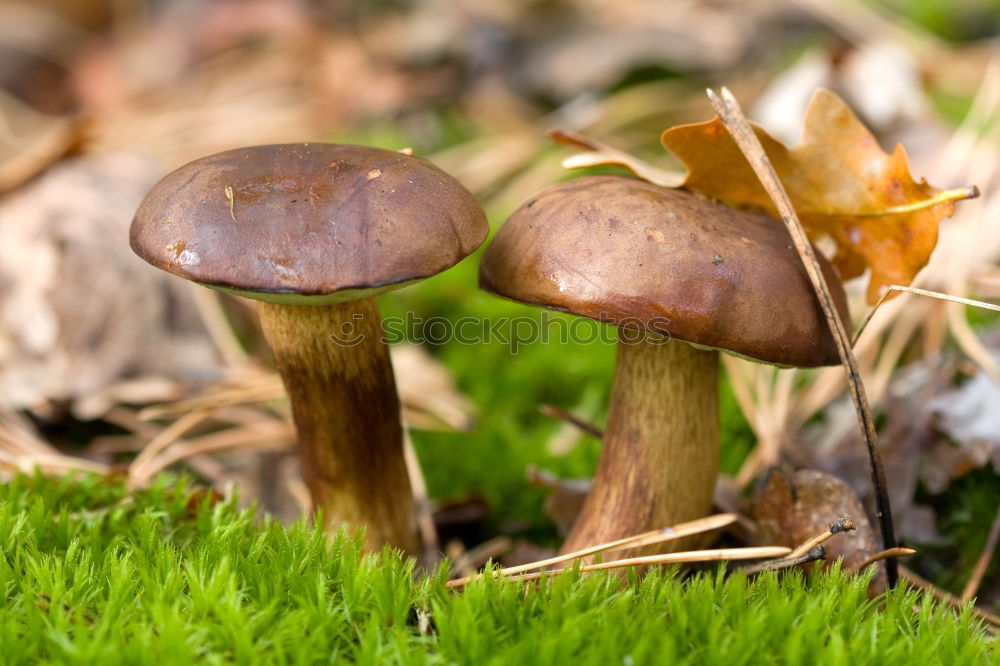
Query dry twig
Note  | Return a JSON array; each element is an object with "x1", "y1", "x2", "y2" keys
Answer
[
  {"x1": 788, "y1": 518, "x2": 857, "y2": 559},
  {"x1": 538, "y1": 404, "x2": 604, "y2": 438},
  {"x1": 741, "y1": 545, "x2": 828, "y2": 576}
]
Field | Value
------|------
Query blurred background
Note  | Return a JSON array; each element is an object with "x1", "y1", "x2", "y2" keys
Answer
[{"x1": 1, "y1": 0, "x2": 999, "y2": 606}]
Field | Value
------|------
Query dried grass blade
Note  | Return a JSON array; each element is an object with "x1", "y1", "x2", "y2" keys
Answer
[
  {"x1": 464, "y1": 546, "x2": 792, "y2": 586},
  {"x1": 448, "y1": 513, "x2": 737, "y2": 588},
  {"x1": 853, "y1": 285, "x2": 1000, "y2": 345}
]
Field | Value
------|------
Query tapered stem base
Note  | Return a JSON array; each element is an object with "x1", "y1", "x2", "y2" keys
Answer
[
  {"x1": 561, "y1": 335, "x2": 719, "y2": 559},
  {"x1": 258, "y1": 298, "x2": 419, "y2": 555}
]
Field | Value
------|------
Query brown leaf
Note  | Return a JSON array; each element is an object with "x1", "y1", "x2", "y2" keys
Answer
[
  {"x1": 750, "y1": 467, "x2": 885, "y2": 590},
  {"x1": 660, "y1": 89, "x2": 975, "y2": 303}
]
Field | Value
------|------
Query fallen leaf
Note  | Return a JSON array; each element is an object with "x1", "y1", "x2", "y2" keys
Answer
[
  {"x1": 660, "y1": 89, "x2": 975, "y2": 303},
  {"x1": 750, "y1": 467, "x2": 886, "y2": 591}
]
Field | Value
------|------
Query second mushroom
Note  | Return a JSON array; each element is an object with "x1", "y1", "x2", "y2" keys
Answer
[{"x1": 479, "y1": 176, "x2": 848, "y2": 559}]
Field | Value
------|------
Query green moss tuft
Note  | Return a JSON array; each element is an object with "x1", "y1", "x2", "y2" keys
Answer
[{"x1": 0, "y1": 475, "x2": 994, "y2": 664}]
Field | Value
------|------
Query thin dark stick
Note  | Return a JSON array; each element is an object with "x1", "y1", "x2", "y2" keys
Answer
[
  {"x1": 539, "y1": 404, "x2": 604, "y2": 438},
  {"x1": 706, "y1": 87, "x2": 899, "y2": 587}
]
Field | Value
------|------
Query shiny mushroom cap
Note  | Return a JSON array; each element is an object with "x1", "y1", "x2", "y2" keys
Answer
[
  {"x1": 130, "y1": 143, "x2": 488, "y2": 304},
  {"x1": 479, "y1": 175, "x2": 849, "y2": 367}
]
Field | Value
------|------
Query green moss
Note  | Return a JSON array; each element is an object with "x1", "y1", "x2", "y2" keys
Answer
[{"x1": 0, "y1": 474, "x2": 995, "y2": 664}]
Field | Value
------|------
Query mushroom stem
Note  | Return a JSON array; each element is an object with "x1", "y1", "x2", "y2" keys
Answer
[
  {"x1": 561, "y1": 333, "x2": 719, "y2": 559},
  {"x1": 257, "y1": 297, "x2": 420, "y2": 555}
]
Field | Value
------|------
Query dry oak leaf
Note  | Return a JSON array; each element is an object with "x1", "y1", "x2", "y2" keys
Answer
[{"x1": 659, "y1": 89, "x2": 977, "y2": 303}]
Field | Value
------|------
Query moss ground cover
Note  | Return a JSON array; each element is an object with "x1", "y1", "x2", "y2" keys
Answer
[{"x1": 1, "y1": 474, "x2": 995, "y2": 664}]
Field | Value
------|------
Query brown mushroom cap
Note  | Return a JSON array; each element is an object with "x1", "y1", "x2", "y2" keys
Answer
[
  {"x1": 479, "y1": 175, "x2": 849, "y2": 367},
  {"x1": 130, "y1": 143, "x2": 488, "y2": 304}
]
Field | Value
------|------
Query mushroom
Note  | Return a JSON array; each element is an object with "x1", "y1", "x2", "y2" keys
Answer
[
  {"x1": 478, "y1": 175, "x2": 848, "y2": 559},
  {"x1": 130, "y1": 143, "x2": 488, "y2": 555}
]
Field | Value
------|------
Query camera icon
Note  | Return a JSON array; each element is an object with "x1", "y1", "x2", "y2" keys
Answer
[{"x1": 328, "y1": 313, "x2": 366, "y2": 347}]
